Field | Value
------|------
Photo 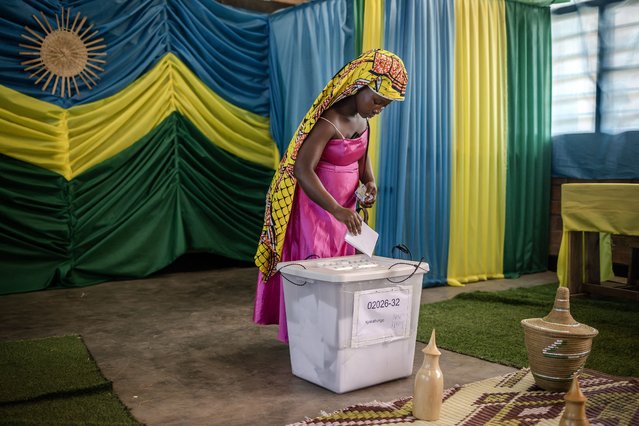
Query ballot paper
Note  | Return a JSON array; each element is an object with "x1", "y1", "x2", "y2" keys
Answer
[{"x1": 345, "y1": 221, "x2": 378, "y2": 257}]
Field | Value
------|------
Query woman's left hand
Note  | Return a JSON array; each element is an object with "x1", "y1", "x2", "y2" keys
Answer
[{"x1": 359, "y1": 181, "x2": 377, "y2": 208}]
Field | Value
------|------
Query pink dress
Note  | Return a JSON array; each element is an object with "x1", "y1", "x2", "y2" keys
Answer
[{"x1": 253, "y1": 128, "x2": 369, "y2": 342}]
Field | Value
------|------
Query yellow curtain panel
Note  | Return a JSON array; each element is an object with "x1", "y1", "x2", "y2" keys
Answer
[
  {"x1": 448, "y1": 0, "x2": 508, "y2": 286},
  {"x1": 0, "y1": 53, "x2": 278, "y2": 180},
  {"x1": 361, "y1": 0, "x2": 384, "y2": 228}
]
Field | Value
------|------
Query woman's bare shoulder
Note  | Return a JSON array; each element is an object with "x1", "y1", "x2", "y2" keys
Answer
[
  {"x1": 322, "y1": 109, "x2": 366, "y2": 139},
  {"x1": 321, "y1": 108, "x2": 341, "y2": 122}
]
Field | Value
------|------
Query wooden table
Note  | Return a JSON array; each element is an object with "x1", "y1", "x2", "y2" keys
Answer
[{"x1": 557, "y1": 183, "x2": 639, "y2": 300}]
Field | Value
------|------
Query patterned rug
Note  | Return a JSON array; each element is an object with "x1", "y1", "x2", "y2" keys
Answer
[{"x1": 289, "y1": 368, "x2": 639, "y2": 425}]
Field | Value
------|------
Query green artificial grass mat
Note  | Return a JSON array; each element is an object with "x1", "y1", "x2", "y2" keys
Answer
[
  {"x1": 417, "y1": 283, "x2": 639, "y2": 378},
  {"x1": 0, "y1": 335, "x2": 110, "y2": 403},
  {"x1": 0, "y1": 391, "x2": 141, "y2": 425},
  {"x1": 0, "y1": 335, "x2": 140, "y2": 425}
]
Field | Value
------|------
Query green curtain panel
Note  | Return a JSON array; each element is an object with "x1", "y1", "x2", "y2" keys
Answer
[
  {"x1": 0, "y1": 157, "x2": 69, "y2": 294},
  {"x1": 503, "y1": 1, "x2": 552, "y2": 277},
  {"x1": 0, "y1": 113, "x2": 271, "y2": 294},
  {"x1": 353, "y1": 0, "x2": 365, "y2": 54}
]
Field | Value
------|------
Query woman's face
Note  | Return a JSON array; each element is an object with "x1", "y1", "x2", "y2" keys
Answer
[{"x1": 355, "y1": 86, "x2": 393, "y2": 119}]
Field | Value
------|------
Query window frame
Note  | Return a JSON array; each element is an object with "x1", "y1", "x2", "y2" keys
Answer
[{"x1": 552, "y1": 0, "x2": 633, "y2": 134}]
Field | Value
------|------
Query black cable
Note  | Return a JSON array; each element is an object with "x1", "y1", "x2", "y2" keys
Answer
[
  {"x1": 278, "y1": 263, "x2": 308, "y2": 286},
  {"x1": 392, "y1": 244, "x2": 413, "y2": 260},
  {"x1": 386, "y1": 257, "x2": 427, "y2": 284}
]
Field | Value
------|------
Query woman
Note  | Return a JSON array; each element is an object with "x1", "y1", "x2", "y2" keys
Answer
[{"x1": 254, "y1": 49, "x2": 408, "y2": 342}]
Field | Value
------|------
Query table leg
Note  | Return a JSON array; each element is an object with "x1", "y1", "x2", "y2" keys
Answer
[
  {"x1": 585, "y1": 232, "x2": 600, "y2": 285},
  {"x1": 568, "y1": 231, "x2": 583, "y2": 294},
  {"x1": 629, "y1": 248, "x2": 638, "y2": 287}
]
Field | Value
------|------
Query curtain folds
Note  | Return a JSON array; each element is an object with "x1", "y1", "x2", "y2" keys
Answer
[
  {"x1": 353, "y1": 0, "x2": 364, "y2": 55},
  {"x1": 361, "y1": 0, "x2": 384, "y2": 228},
  {"x1": 378, "y1": 0, "x2": 454, "y2": 286},
  {"x1": 267, "y1": 0, "x2": 355, "y2": 153},
  {"x1": 0, "y1": 0, "x2": 554, "y2": 294},
  {"x1": 503, "y1": 1, "x2": 552, "y2": 277},
  {"x1": 0, "y1": 0, "x2": 270, "y2": 114},
  {"x1": 0, "y1": 54, "x2": 278, "y2": 180},
  {"x1": 0, "y1": 113, "x2": 272, "y2": 294},
  {"x1": 447, "y1": 0, "x2": 508, "y2": 286},
  {"x1": 0, "y1": 154, "x2": 69, "y2": 294}
]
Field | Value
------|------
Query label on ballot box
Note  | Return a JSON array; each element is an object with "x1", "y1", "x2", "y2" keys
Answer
[{"x1": 351, "y1": 286, "x2": 412, "y2": 347}]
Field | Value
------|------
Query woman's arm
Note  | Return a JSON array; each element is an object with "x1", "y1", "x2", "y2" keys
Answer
[
  {"x1": 294, "y1": 119, "x2": 363, "y2": 235},
  {"x1": 357, "y1": 142, "x2": 377, "y2": 208}
]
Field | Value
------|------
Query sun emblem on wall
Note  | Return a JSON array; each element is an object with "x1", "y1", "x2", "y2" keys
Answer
[{"x1": 19, "y1": 8, "x2": 107, "y2": 98}]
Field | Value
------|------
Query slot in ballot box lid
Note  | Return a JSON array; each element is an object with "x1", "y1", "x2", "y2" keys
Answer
[{"x1": 276, "y1": 254, "x2": 429, "y2": 283}]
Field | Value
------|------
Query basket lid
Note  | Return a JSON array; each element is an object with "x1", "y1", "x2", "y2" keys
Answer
[{"x1": 520, "y1": 287, "x2": 598, "y2": 337}]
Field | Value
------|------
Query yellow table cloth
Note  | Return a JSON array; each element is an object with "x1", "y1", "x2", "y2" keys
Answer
[{"x1": 557, "y1": 183, "x2": 639, "y2": 286}]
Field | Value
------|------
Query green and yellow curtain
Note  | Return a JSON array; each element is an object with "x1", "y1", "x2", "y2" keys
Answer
[
  {"x1": 361, "y1": 0, "x2": 552, "y2": 286},
  {"x1": 1, "y1": 0, "x2": 554, "y2": 294},
  {"x1": 0, "y1": 0, "x2": 278, "y2": 294}
]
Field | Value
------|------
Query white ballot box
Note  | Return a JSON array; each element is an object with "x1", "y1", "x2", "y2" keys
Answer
[{"x1": 277, "y1": 254, "x2": 429, "y2": 394}]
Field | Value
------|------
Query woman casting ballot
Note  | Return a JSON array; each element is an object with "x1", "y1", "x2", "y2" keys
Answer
[{"x1": 253, "y1": 49, "x2": 408, "y2": 342}]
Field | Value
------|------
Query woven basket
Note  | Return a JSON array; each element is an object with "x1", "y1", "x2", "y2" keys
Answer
[{"x1": 521, "y1": 287, "x2": 598, "y2": 392}]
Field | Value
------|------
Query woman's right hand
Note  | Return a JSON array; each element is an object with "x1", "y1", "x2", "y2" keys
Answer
[{"x1": 333, "y1": 207, "x2": 362, "y2": 235}]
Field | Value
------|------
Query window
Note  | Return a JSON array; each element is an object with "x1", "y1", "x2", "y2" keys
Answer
[
  {"x1": 601, "y1": 1, "x2": 639, "y2": 132},
  {"x1": 551, "y1": 0, "x2": 639, "y2": 135}
]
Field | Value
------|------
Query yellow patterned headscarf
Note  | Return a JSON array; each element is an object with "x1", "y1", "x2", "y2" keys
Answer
[{"x1": 255, "y1": 49, "x2": 408, "y2": 279}]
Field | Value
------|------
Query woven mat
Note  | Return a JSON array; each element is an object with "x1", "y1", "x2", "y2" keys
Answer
[{"x1": 289, "y1": 368, "x2": 639, "y2": 425}]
